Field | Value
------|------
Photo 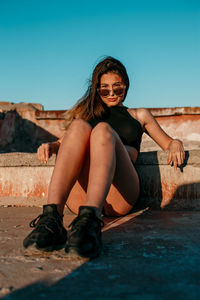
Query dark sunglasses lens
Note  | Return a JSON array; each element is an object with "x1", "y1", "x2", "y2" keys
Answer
[
  {"x1": 98, "y1": 87, "x2": 125, "y2": 97},
  {"x1": 99, "y1": 89, "x2": 110, "y2": 97},
  {"x1": 114, "y1": 88, "x2": 124, "y2": 96}
]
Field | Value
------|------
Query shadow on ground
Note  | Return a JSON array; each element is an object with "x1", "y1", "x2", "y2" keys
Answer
[{"x1": 2, "y1": 209, "x2": 200, "y2": 300}]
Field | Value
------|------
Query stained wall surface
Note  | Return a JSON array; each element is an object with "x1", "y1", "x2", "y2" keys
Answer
[{"x1": 0, "y1": 102, "x2": 200, "y2": 152}]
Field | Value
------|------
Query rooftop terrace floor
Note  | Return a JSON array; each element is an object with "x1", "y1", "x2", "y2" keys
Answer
[{"x1": 0, "y1": 206, "x2": 200, "y2": 299}]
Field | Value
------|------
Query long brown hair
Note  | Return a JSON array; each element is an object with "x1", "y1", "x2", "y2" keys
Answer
[{"x1": 63, "y1": 56, "x2": 129, "y2": 129}]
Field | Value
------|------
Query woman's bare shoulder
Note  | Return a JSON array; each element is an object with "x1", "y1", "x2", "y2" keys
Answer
[{"x1": 127, "y1": 107, "x2": 151, "y2": 126}]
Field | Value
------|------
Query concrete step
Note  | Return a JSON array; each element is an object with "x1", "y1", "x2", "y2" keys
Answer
[{"x1": 0, "y1": 150, "x2": 200, "y2": 210}]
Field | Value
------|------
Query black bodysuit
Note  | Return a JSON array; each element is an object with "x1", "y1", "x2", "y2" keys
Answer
[{"x1": 88, "y1": 106, "x2": 143, "y2": 152}]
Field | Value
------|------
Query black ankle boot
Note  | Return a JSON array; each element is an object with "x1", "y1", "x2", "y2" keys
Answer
[
  {"x1": 23, "y1": 204, "x2": 67, "y2": 253},
  {"x1": 66, "y1": 206, "x2": 104, "y2": 258}
]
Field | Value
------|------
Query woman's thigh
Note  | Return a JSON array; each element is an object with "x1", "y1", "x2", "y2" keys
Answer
[
  {"x1": 66, "y1": 130, "x2": 140, "y2": 217},
  {"x1": 104, "y1": 132, "x2": 140, "y2": 216}
]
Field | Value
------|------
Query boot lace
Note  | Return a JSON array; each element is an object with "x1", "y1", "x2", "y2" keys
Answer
[
  {"x1": 29, "y1": 213, "x2": 62, "y2": 235},
  {"x1": 29, "y1": 214, "x2": 43, "y2": 228}
]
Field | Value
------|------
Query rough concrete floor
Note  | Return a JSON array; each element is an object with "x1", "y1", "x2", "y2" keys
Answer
[{"x1": 0, "y1": 207, "x2": 200, "y2": 299}]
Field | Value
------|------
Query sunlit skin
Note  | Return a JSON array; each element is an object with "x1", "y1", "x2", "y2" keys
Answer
[{"x1": 37, "y1": 71, "x2": 185, "y2": 217}]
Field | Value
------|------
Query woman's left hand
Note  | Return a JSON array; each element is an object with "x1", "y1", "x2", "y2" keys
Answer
[{"x1": 167, "y1": 139, "x2": 185, "y2": 170}]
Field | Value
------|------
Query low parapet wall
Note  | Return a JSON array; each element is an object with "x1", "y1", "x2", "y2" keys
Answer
[
  {"x1": 0, "y1": 150, "x2": 199, "y2": 210},
  {"x1": 0, "y1": 103, "x2": 200, "y2": 152}
]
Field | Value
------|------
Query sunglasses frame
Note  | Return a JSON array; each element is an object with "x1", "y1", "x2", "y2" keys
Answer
[{"x1": 97, "y1": 86, "x2": 126, "y2": 97}]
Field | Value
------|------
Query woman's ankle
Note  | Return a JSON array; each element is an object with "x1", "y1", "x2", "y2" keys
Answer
[{"x1": 47, "y1": 202, "x2": 64, "y2": 217}]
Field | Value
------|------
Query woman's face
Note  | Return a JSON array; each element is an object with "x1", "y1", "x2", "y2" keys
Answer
[{"x1": 98, "y1": 72, "x2": 126, "y2": 107}]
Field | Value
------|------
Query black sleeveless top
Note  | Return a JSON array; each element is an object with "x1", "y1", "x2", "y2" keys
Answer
[{"x1": 88, "y1": 106, "x2": 143, "y2": 152}]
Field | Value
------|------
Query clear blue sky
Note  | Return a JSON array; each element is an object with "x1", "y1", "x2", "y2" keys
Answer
[{"x1": 0, "y1": 0, "x2": 199, "y2": 111}]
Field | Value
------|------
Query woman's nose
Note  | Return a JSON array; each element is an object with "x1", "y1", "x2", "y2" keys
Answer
[{"x1": 110, "y1": 88, "x2": 115, "y2": 96}]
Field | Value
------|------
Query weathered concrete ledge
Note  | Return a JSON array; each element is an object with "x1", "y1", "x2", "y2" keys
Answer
[
  {"x1": 0, "y1": 150, "x2": 199, "y2": 210},
  {"x1": 1, "y1": 104, "x2": 200, "y2": 152}
]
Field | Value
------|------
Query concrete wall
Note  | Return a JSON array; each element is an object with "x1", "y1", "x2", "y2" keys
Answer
[
  {"x1": 0, "y1": 102, "x2": 200, "y2": 152},
  {"x1": 141, "y1": 114, "x2": 200, "y2": 151},
  {"x1": 0, "y1": 102, "x2": 61, "y2": 152},
  {"x1": 0, "y1": 151, "x2": 199, "y2": 210}
]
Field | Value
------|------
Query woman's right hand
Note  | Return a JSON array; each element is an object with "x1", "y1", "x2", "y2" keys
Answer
[
  {"x1": 37, "y1": 143, "x2": 53, "y2": 163},
  {"x1": 37, "y1": 140, "x2": 61, "y2": 163},
  {"x1": 37, "y1": 137, "x2": 63, "y2": 163}
]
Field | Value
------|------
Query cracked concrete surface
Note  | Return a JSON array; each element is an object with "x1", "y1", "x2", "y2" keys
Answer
[{"x1": 0, "y1": 207, "x2": 200, "y2": 299}]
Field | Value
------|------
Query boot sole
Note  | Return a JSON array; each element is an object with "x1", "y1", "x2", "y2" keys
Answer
[
  {"x1": 23, "y1": 245, "x2": 89, "y2": 261},
  {"x1": 65, "y1": 245, "x2": 101, "y2": 259},
  {"x1": 23, "y1": 243, "x2": 65, "y2": 256}
]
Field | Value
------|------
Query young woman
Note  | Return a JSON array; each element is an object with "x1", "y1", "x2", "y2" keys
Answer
[{"x1": 23, "y1": 57, "x2": 185, "y2": 258}]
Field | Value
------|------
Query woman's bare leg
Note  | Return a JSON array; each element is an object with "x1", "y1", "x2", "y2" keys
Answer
[
  {"x1": 47, "y1": 119, "x2": 92, "y2": 215},
  {"x1": 85, "y1": 123, "x2": 116, "y2": 217},
  {"x1": 67, "y1": 122, "x2": 140, "y2": 217}
]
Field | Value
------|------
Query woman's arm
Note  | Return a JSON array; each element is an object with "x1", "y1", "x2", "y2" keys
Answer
[
  {"x1": 134, "y1": 108, "x2": 185, "y2": 169},
  {"x1": 37, "y1": 135, "x2": 64, "y2": 163}
]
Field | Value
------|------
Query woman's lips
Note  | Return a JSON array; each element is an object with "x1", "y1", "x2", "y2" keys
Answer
[{"x1": 108, "y1": 98, "x2": 117, "y2": 102}]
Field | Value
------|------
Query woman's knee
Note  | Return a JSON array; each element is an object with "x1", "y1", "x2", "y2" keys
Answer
[
  {"x1": 91, "y1": 122, "x2": 115, "y2": 143},
  {"x1": 70, "y1": 119, "x2": 91, "y2": 131},
  {"x1": 65, "y1": 119, "x2": 92, "y2": 138}
]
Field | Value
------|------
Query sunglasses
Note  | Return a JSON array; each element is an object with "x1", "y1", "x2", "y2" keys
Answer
[{"x1": 97, "y1": 86, "x2": 126, "y2": 97}]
